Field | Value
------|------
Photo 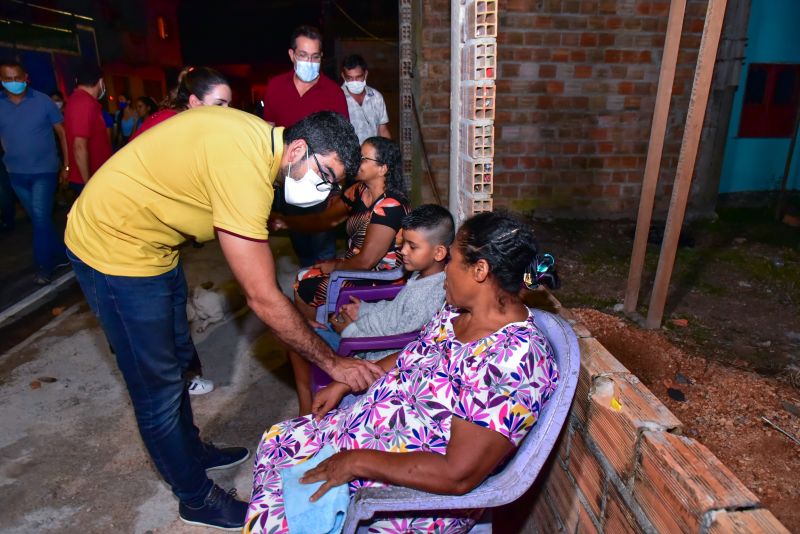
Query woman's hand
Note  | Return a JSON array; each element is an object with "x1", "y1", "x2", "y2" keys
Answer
[
  {"x1": 301, "y1": 450, "x2": 357, "y2": 502},
  {"x1": 316, "y1": 259, "x2": 340, "y2": 275},
  {"x1": 339, "y1": 296, "x2": 362, "y2": 321},
  {"x1": 311, "y1": 381, "x2": 351, "y2": 421},
  {"x1": 268, "y1": 214, "x2": 287, "y2": 232}
]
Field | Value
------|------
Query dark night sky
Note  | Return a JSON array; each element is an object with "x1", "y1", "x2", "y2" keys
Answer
[{"x1": 177, "y1": 0, "x2": 398, "y2": 66}]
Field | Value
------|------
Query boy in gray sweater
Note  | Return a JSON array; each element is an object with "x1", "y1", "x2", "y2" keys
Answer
[
  {"x1": 296, "y1": 205, "x2": 454, "y2": 414},
  {"x1": 331, "y1": 204, "x2": 454, "y2": 347}
]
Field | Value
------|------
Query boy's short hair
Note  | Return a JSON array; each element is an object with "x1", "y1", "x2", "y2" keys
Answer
[{"x1": 402, "y1": 204, "x2": 455, "y2": 246}]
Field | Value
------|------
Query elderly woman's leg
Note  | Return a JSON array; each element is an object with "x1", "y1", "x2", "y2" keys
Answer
[
  {"x1": 287, "y1": 349, "x2": 312, "y2": 415},
  {"x1": 246, "y1": 417, "x2": 335, "y2": 533}
]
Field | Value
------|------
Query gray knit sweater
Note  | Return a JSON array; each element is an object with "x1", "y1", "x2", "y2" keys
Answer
[{"x1": 341, "y1": 270, "x2": 446, "y2": 361}]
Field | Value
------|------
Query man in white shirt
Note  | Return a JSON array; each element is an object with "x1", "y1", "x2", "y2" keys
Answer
[{"x1": 340, "y1": 55, "x2": 391, "y2": 144}]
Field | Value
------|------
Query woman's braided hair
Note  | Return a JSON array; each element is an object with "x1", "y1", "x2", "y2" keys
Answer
[{"x1": 457, "y1": 211, "x2": 539, "y2": 294}]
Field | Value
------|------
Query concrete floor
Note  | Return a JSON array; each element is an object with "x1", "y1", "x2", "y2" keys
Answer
[{"x1": 0, "y1": 240, "x2": 301, "y2": 533}]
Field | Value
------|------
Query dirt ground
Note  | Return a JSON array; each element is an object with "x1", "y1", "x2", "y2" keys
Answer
[{"x1": 532, "y1": 207, "x2": 800, "y2": 531}]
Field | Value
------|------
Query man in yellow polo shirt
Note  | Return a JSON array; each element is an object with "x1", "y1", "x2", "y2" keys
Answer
[{"x1": 64, "y1": 108, "x2": 381, "y2": 530}]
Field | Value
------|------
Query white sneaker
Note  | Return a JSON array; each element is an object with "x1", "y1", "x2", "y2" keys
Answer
[{"x1": 188, "y1": 376, "x2": 215, "y2": 396}]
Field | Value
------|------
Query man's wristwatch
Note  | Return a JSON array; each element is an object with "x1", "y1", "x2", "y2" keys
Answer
[{"x1": 63, "y1": 165, "x2": 70, "y2": 172}]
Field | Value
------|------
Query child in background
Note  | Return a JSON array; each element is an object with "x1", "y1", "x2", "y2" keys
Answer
[{"x1": 292, "y1": 204, "x2": 455, "y2": 415}]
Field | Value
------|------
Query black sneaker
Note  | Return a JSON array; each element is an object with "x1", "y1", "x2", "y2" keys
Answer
[
  {"x1": 179, "y1": 484, "x2": 248, "y2": 531},
  {"x1": 202, "y1": 443, "x2": 250, "y2": 471}
]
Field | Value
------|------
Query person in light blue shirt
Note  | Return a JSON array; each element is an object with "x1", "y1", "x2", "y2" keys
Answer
[{"x1": 0, "y1": 59, "x2": 69, "y2": 284}]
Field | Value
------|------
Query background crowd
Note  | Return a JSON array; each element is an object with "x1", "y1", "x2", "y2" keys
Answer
[{"x1": 0, "y1": 24, "x2": 391, "y2": 285}]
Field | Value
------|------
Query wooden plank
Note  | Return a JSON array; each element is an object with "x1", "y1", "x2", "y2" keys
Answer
[
  {"x1": 623, "y1": 0, "x2": 687, "y2": 315},
  {"x1": 645, "y1": 0, "x2": 730, "y2": 329}
]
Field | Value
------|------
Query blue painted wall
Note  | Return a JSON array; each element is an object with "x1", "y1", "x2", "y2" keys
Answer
[{"x1": 718, "y1": 0, "x2": 800, "y2": 193}]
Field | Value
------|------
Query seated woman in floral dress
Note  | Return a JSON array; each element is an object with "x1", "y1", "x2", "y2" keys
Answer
[{"x1": 245, "y1": 212, "x2": 560, "y2": 534}]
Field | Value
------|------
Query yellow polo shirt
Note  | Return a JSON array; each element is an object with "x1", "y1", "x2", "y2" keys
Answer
[{"x1": 65, "y1": 106, "x2": 284, "y2": 276}]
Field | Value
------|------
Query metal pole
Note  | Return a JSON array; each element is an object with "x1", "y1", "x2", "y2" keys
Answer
[
  {"x1": 646, "y1": 0, "x2": 729, "y2": 329},
  {"x1": 623, "y1": 0, "x2": 687, "y2": 315},
  {"x1": 449, "y1": 0, "x2": 463, "y2": 222}
]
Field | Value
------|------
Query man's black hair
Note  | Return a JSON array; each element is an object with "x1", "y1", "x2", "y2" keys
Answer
[
  {"x1": 284, "y1": 111, "x2": 361, "y2": 178},
  {"x1": 402, "y1": 204, "x2": 455, "y2": 247},
  {"x1": 290, "y1": 25, "x2": 323, "y2": 49},
  {"x1": 75, "y1": 62, "x2": 103, "y2": 87},
  {"x1": 342, "y1": 54, "x2": 368, "y2": 72}
]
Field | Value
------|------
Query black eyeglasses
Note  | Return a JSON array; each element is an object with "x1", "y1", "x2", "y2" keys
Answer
[
  {"x1": 361, "y1": 156, "x2": 383, "y2": 164},
  {"x1": 310, "y1": 151, "x2": 341, "y2": 193}
]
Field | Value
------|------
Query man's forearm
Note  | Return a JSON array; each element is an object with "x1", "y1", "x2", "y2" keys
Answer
[
  {"x1": 248, "y1": 292, "x2": 338, "y2": 372},
  {"x1": 73, "y1": 139, "x2": 91, "y2": 183},
  {"x1": 54, "y1": 124, "x2": 68, "y2": 164}
]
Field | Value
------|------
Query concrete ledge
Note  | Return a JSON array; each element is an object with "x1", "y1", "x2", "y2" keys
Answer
[{"x1": 0, "y1": 271, "x2": 75, "y2": 328}]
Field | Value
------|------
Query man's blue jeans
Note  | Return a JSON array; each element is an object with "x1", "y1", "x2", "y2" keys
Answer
[
  {"x1": 8, "y1": 172, "x2": 64, "y2": 274},
  {"x1": 67, "y1": 249, "x2": 213, "y2": 505}
]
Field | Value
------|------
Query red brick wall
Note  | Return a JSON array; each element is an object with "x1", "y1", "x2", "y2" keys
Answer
[
  {"x1": 416, "y1": 0, "x2": 712, "y2": 218},
  {"x1": 494, "y1": 297, "x2": 791, "y2": 533}
]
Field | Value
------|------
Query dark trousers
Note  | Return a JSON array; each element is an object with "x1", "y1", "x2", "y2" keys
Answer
[
  {"x1": 276, "y1": 186, "x2": 338, "y2": 267},
  {"x1": 289, "y1": 229, "x2": 337, "y2": 268},
  {"x1": 67, "y1": 249, "x2": 213, "y2": 505},
  {"x1": 0, "y1": 162, "x2": 16, "y2": 228}
]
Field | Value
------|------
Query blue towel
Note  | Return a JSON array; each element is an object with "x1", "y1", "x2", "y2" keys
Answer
[
  {"x1": 281, "y1": 445, "x2": 349, "y2": 534},
  {"x1": 314, "y1": 325, "x2": 342, "y2": 352}
]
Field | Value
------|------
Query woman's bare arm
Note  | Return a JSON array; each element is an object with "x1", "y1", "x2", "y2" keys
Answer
[
  {"x1": 334, "y1": 223, "x2": 398, "y2": 271},
  {"x1": 303, "y1": 416, "x2": 514, "y2": 499}
]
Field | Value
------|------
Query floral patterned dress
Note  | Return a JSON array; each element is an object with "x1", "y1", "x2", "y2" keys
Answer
[{"x1": 245, "y1": 305, "x2": 559, "y2": 533}]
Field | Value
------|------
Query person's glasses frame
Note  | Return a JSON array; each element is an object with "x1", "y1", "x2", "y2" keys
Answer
[
  {"x1": 361, "y1": 156, "x2": 383, "y2": 164},
  {"x1": 294, "y1": 50, "x2": 323, "y2": 62},
  {"x1": 310, "y1": 151, "x2": 341, "y2": 193}
]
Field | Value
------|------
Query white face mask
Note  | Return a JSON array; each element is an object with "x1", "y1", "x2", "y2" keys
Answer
[
  {"x1": 284, "y1": 147, "x2": 332, "y2": 208},
  {"x1": 345, "y1": 80, "x2": 366, "y2": 94},
  {"x1": 295, "y1": 60, "x2": 320, "y2": 83}
]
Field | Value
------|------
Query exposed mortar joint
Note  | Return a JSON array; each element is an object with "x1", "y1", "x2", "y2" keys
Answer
[
  {"x1": 543, "y1": 484, "x2": 568, "y2": 533},
  {"x1": 698, "y1": 504, "x2": 764, "y2": 534},
  {"x1": 583, "y1": 430, "x2": 659, "y2": 534},
  {"x1": 564, "y1": 468, "x2": 605, "y2": 533}
]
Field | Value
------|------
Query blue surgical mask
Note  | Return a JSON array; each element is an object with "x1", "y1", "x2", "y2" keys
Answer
[
  {"x1": 295, "y1": 61, "x2": 320, "y2": 83},
  {"x1": 118, "y1": 102, "x2": 128, "y2": 110},
  {"x1": 2, "y1": 81, "x2": 27, "y2": 95}
]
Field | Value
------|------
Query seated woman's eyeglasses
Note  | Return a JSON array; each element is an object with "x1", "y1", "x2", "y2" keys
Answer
[
  {"x1": 361, "y1": 156, "x2": 382, "y2": 164},
  {"x1": 311, "y1": 152, "x2": 341, "y2": 193},
  {"x1": 294, "y1": 51, "x2": 323, "y2": 62}
]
